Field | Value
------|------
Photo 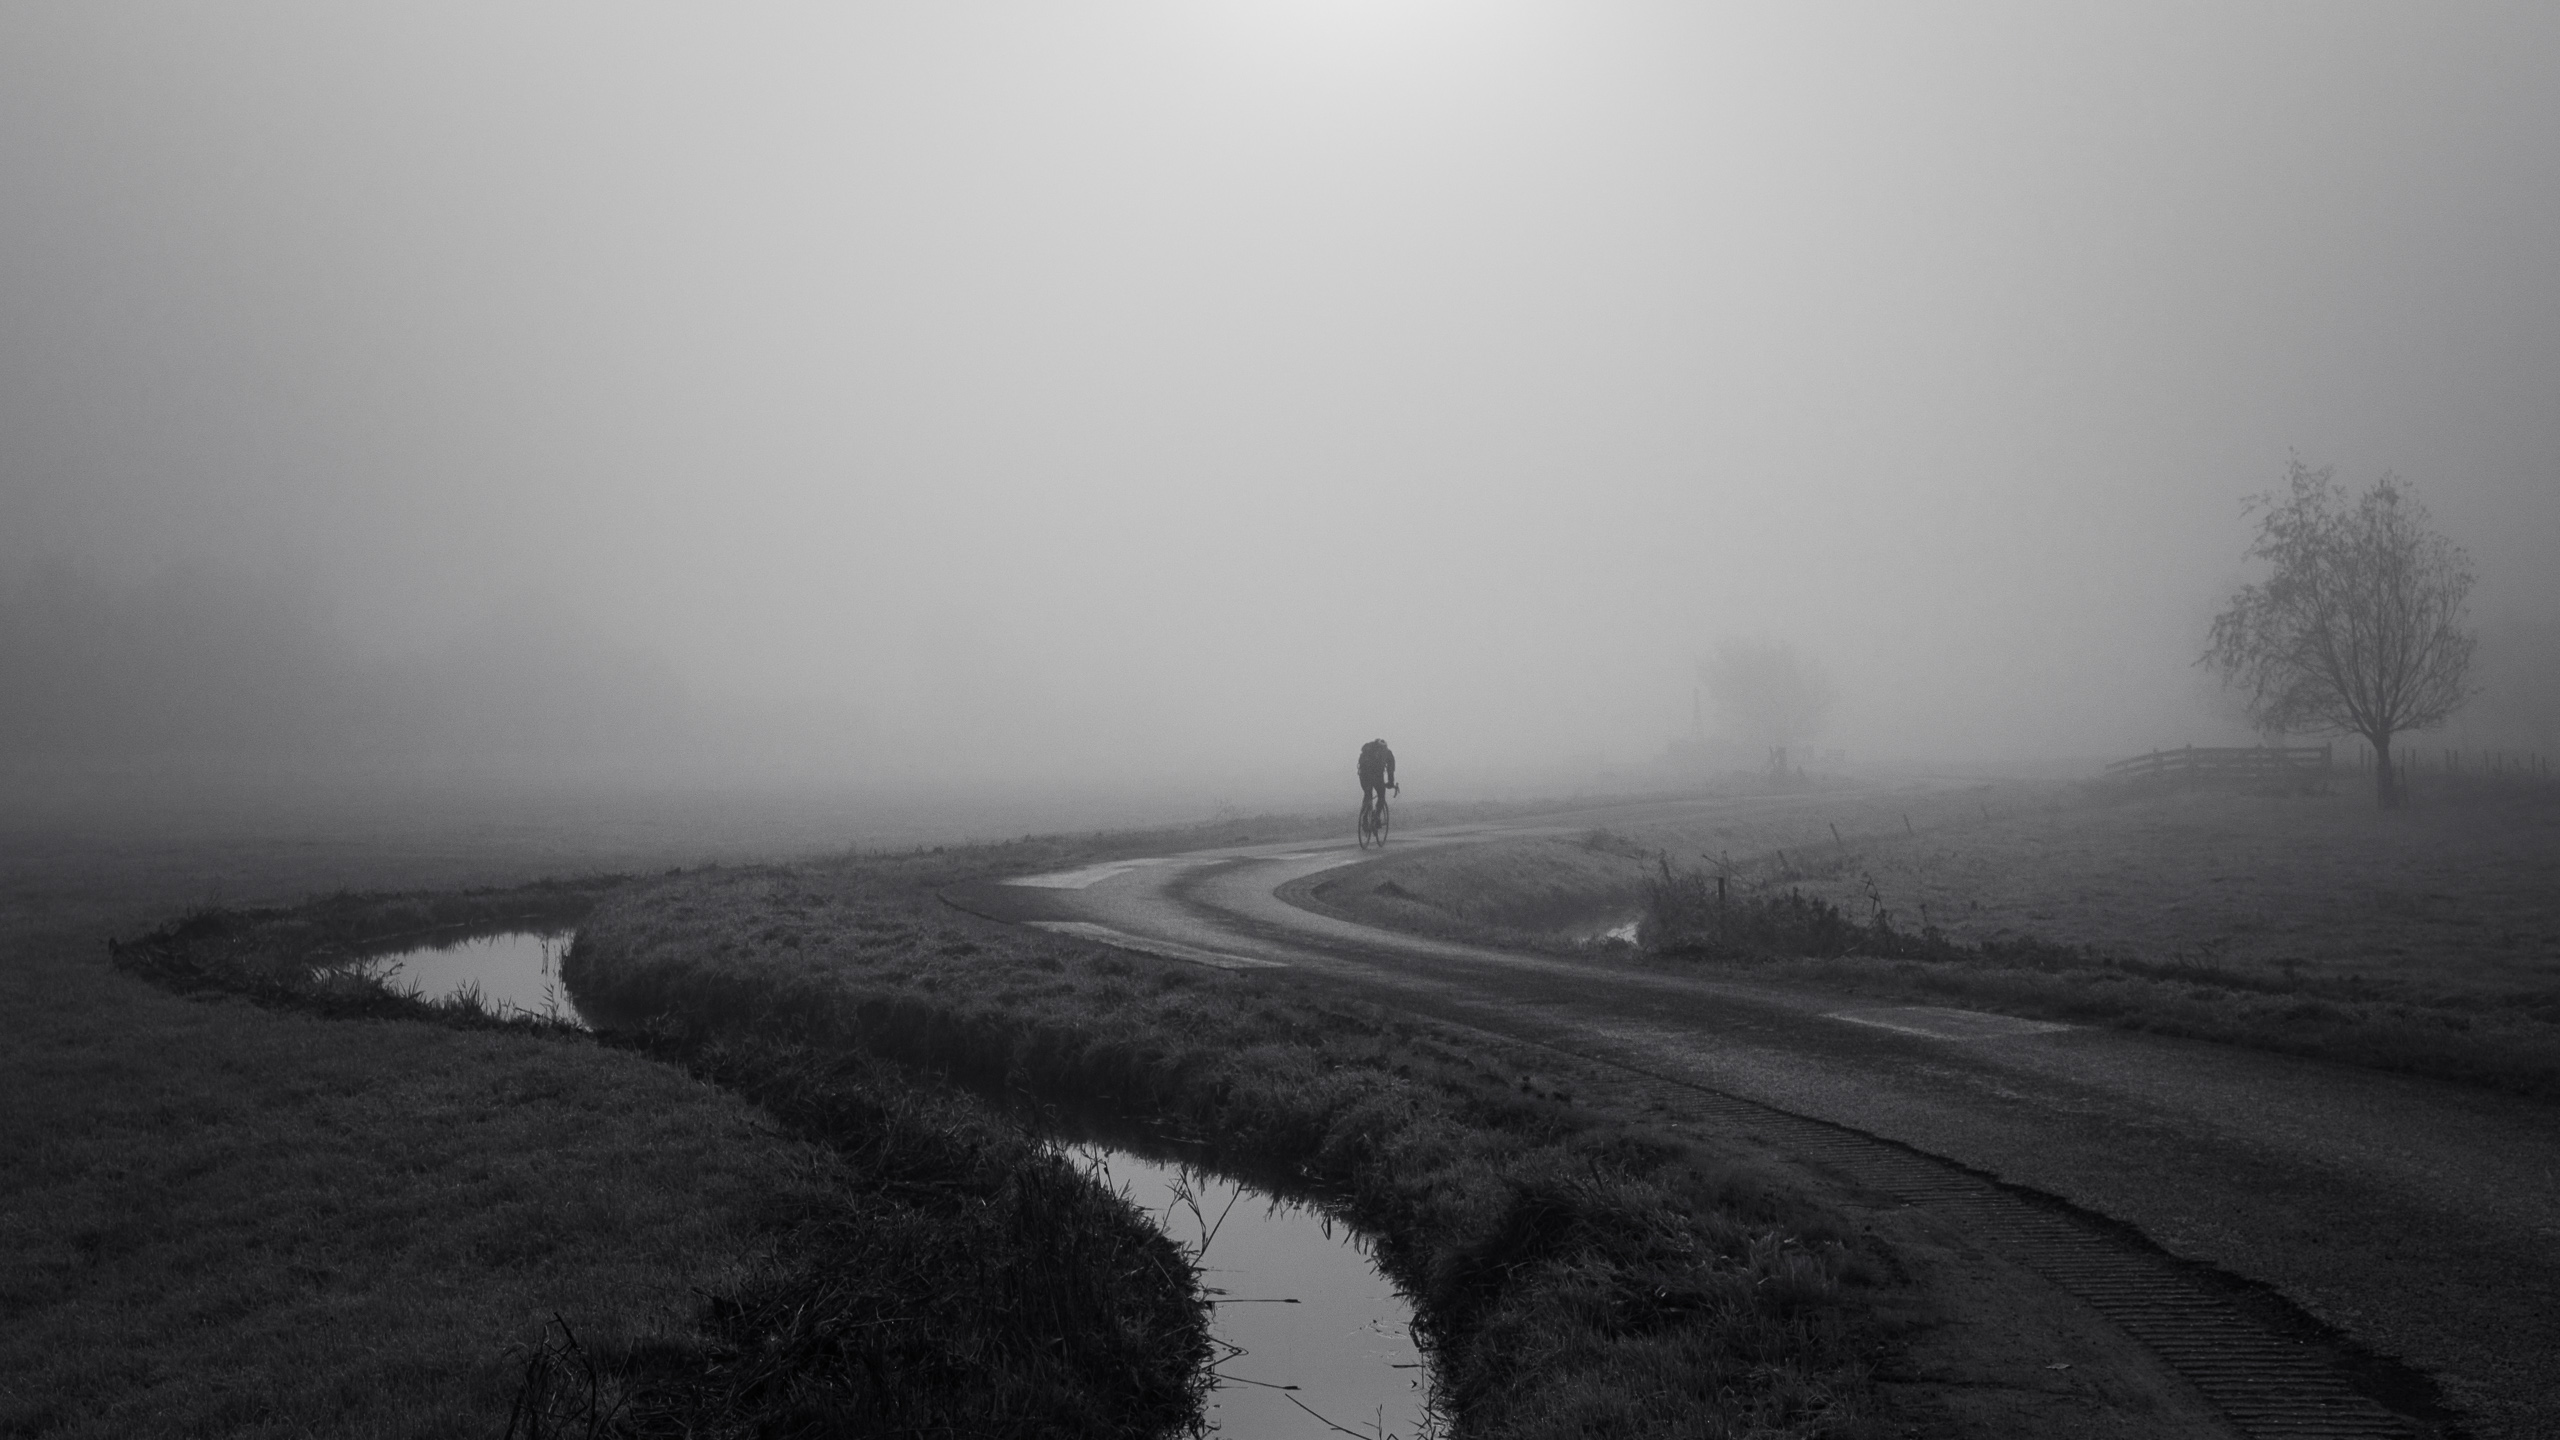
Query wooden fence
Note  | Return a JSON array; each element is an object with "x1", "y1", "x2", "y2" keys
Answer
[{"x1": 2103, "y1": 744, "x2": 2332, "y2": 785}]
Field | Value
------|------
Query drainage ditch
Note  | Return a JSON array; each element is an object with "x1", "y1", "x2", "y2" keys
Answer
[
  {"x1": 357, "y1": 928, "x2": 586, "y2": 1026},
  {"x1": 426, "y1": 928, "x2": 1443, "y2": 1437},
  {"x1": 417, "y1": 921, "x2": 2440, "y2": 1436}
]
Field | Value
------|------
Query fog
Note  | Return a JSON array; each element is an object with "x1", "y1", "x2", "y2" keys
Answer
[{"x1": 6, "y1": 4, "x2": 2557, "y2": 819}]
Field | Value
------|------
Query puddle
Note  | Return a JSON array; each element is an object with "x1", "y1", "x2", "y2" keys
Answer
[
  {"x1": 357, "y1": 930, "x2": 586, "y2": 1027},
  {"x1": 1075, "y1": 1145, "x2": 1439, "y2": 1439}
]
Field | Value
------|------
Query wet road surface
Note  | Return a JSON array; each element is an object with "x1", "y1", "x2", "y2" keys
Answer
[{"x1": 948, "y1": 800, "x2": 2560, "y2": 1438}]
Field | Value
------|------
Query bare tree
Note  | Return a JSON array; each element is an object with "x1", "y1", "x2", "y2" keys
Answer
[
  {"x1": 1700, "y1": 640, "x2": 1833, "y2": 775},
  {"x1": 2203, "y1": 460, "x2": 2476, "y2": 808}
]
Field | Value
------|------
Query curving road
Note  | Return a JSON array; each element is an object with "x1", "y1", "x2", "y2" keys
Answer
[{"x1": 946, "y1": 799, "x2": 2559, "y2": 1439}]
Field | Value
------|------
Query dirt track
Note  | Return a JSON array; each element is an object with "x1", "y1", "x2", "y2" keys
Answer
[{"x1": 949, "y1": 794, "x2": 2560, "y2": 1439}]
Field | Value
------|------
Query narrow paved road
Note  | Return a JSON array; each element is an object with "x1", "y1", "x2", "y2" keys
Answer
[{"x1": 948, "y1": 799, "x2": 2560, "y2": 1439}]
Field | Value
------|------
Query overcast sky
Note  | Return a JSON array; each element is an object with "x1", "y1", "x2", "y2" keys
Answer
[{"x1": 4, "y1": 3, "x2": 2556, "y2": 800}]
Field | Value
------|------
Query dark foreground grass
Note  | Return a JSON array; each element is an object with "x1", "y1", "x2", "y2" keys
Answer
[
  {"x1": 103, "y1": 892, "x2": 1213, "y2": 1440},
  {"x1": 4, "y1": 897, "x2": 832, "y2": 1439},
  {"x1": 568, "y1": 1031, "x2": 1210, "y2": 1439},
  {"x1": 566, "y1": 851, "x2": 1891, "y2": 1440}
]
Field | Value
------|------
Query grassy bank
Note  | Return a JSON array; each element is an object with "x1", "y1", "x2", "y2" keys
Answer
[
  {"x1": 1283, "y1": 781, "x2": 2017, "y2": 951},
  {"x1": 568, "y1": 851, "x2": 1892, "y2": 1440},
  {"x1": 98, "y1": 886, "x2": 1214, "y2": 1439},
  {"x1": 1292, "y1": 827, "x2": 1658, "y2": 947},
  {"x1": 1315, "y1": 780, "x2": 2560, "y2": 1099},
  {"x1": 576, "y1": 1029, "x2": 1210, "y2": 1438},
  {"x1": 0, "y1": 793, "x2": 1600, "y2": 1440},
  {"x1": 106, "y1": 876, "x2": 623, "y2": 1023},
  {"x1": 2, "y1": 873, "x2": 837, "y2": 1438},
  {"x1": 1641, "y1": 864, "x2": 2560, "y2": 1098}
]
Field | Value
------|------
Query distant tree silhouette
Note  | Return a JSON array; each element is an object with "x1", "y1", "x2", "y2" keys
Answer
[
  {"x1": 1700, "y1": 641, "x2": 1833, "y2": 776},
  {"x1": 2203, "y1": 460, "x2": 2475, "y2": 808}
]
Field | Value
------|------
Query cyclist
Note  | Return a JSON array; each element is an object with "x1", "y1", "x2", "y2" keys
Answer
[{"x1": 1358, "y1": 739, "x2": 1398, "y2": 837}]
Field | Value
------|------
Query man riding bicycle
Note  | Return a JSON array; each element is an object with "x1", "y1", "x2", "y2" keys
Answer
[{"x1": 1358, "y1": 739, "x2": 1398, "y2": 839}]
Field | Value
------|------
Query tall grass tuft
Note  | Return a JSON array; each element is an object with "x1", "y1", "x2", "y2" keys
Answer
[
  {"x1": 1642, "y1": 859, "x2": 2097, "y2": 968},
  {"x1": 505, "y1": 1316, "x2": 623, "y2": 1440}
]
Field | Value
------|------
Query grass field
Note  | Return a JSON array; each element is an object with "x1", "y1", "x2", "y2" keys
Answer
[
  {"x1": 0, "y1": 835, "x2": 834, "y2": 1438},
  {"x1": 97, "y1": 885, "x2": 1212, "y2": 1437},
  {"x1": 46, "y1": 772, "x2": 2494, "y2": 1435},
  {"x1": 1295, "y1": 780, "x2": 2033, "y2": 946},
  {"x1": 16, "y1": 792, "x2": 1900, "y2": 1439},
  {"x1": 1312, "y1": 774, "x2": 2560, "y2": 1096},
  {"x1": 567, "y1": 849, "x2": 1895, "y2": 1439},
  {"x1": 1746, "y1": 778, "x2": 2560, "y2": 998},
  {"x1": 1, "y1": 797, "x2": 1223, "y2": 1439}
]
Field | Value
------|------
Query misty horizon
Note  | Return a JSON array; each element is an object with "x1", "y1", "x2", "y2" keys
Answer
[{"x1": 7, "y1": 5, "x2": 2557, "y2": 806}]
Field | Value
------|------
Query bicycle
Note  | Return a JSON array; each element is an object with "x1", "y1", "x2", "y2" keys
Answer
[{"x1": 1357, "y1": 785, "x2": 1395, "y2": 849}]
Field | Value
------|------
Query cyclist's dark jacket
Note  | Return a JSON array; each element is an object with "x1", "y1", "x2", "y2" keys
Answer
[{"x1": 1358, "y1": 741, "x2": 1396, "y2": 789}]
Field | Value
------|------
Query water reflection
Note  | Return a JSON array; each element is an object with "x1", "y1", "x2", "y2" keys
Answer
[
  {"x1": 360, "y1": 931, "x2": 585, "y2": 1027},
  {"x1": 352, "y1": 936, "x2": 1428, "y2": 1431},
  {"x1": 1074, "y1": 1145, "x2": 1439, "y2": 1440}
]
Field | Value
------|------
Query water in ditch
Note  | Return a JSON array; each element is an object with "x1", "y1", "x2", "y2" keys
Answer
[
  {"x1": 358, "y1": 932, "x2": 1432, "y2": 1432},
  {"x1": 1074, "y1": 1144, "x2": 1440, "y2": 1440},
  {"x1": 358, "y1": 930, "x2": 586, "y2": 1027}
]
